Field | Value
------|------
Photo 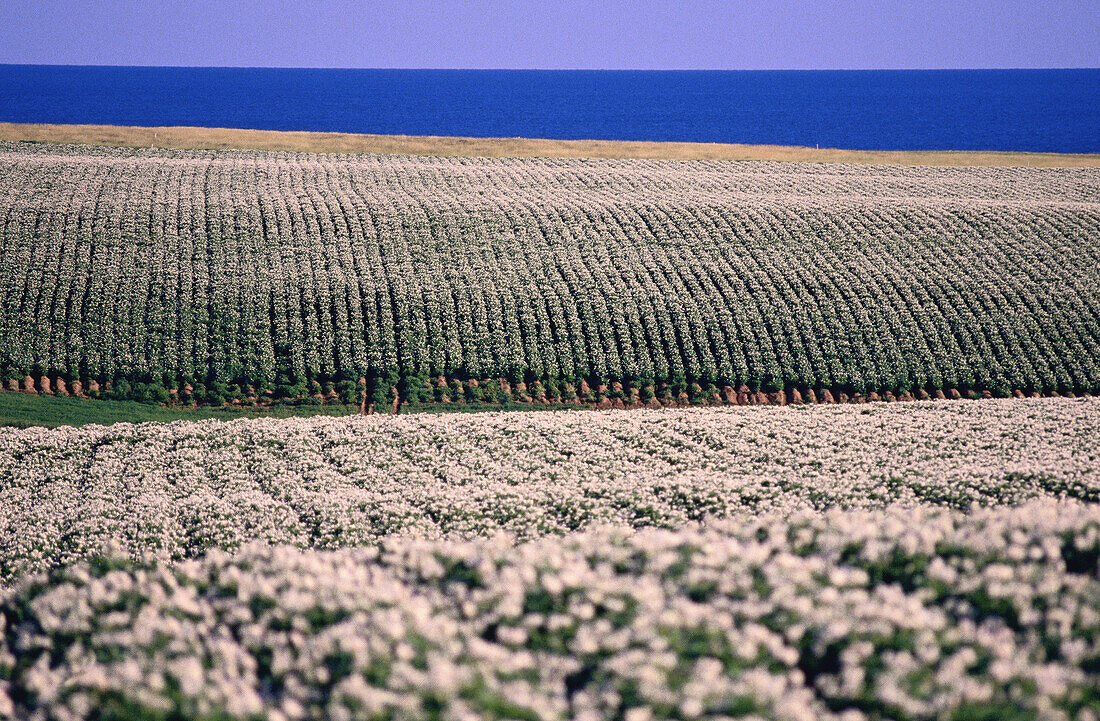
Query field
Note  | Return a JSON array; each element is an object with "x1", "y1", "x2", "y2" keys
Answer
[
  {"x1": 1, "y1": 127, "x2": 1099, "y2": 720},
  {"x1": 2, "y1": 141, "x2": 1099, "y2": 413},
  {"x1": 1, "y1": 399, "x2": 1099, "y2": 719},
  {"x1": 2, "y1": 397, "x2": 1098, "y2": 580}
]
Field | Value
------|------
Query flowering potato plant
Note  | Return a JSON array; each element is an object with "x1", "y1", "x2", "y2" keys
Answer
[
  {"x1": 0, "y1": 142, "x2": 1097, "y2": 405},
  {"x1": 0, "y1": 399, "x2": 1097, "y2": 718},
  {"x1": 0, "y1": 398, "x2": 1096, "y2": 583},
  {"x1": 0, "y1": 502, "x2": 1097, "y2": 721}
]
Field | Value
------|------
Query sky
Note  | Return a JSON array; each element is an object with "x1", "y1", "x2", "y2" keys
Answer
[{"x1": 1, "y1": 0, "x2": 1097, "y2": 70}]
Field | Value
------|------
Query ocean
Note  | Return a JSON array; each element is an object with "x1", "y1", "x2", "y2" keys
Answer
[{"x1": 0, "y1": 66, "x2": 1096, "y2": 153}]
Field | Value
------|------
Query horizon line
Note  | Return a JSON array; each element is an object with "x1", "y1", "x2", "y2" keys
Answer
[{"x1": 1, "y1": 63, "x2": 1098, "y2": 72}]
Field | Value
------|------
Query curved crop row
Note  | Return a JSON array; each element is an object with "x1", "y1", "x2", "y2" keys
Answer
[{"x1": 1, "y1": 142, "x2": 1098, "y2": 404}]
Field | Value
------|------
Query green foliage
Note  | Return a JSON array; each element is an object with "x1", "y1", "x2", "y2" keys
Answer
[
  {"x1": 0, "y1": 393, "x2": 361, "y2": 428},
  {"x1": 1, "y1": 143, "x2": 1097, "y2": 405},
  {"x1": 335, "y1": 380, "x2": 359, "y2": 405}
]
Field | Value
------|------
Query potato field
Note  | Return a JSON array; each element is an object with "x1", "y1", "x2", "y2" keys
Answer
[
  {"x1": 1, "y1": 142, "x2": 1098, "y2": 407},
  {"x1": 2, "y1": 399, "x2": 1099, "y2": 719},
  {"x1": 2, "y1": 138, "x2": 1100, "y2": 721}
]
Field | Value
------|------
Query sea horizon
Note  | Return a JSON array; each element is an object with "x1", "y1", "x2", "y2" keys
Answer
[
  {"x1": 6, "y1": 63, "x2": 1097, "y2": 70},
  {"x1": 1, "y1": 65, "x2": 1097, "y2": 152}
]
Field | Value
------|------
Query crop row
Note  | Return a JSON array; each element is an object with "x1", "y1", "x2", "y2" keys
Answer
[{"x1": 1, "y1": 142, "x2": 1098, "y2": 403}]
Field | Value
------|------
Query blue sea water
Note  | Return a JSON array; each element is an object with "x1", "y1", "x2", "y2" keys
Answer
[{"x1": 0, "y1": 66, "x2": 1096, "y2": 153}]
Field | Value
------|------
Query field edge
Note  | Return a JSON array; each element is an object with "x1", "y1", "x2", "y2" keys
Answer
[
  {"x1": 2, "y1": 121, "x2": 1098, "y2": 166},
  {"x1": 1, "y1": 382, "x2": 1088, "y2": 430}
]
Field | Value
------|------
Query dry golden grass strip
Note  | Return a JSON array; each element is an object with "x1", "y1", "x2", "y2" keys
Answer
[{"x1": 2, "y1": 121, "x2": 1098, "y2": 166}]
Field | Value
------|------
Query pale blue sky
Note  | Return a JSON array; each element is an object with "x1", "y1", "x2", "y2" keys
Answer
[{"x1": 1, "y1": 0, "x2": 1097, "y2": 69}]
